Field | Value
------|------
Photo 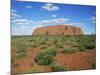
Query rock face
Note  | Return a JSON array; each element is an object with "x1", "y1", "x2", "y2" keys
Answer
[{"x1": 32, "y1": 25, "x2": 83, "y2": 35}]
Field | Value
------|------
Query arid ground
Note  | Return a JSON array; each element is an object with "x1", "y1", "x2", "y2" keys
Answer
[{"x1": 11, "y1": 35, "x2": 96, "y2": 75}]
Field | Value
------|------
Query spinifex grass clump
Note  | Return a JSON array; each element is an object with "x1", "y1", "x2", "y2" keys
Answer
[
  {"x1": 76, "y1": 35, "x2": 96, "y2": 50},
  {"x1": 40, "y1": 45, "x2": 48, "y2": 49},
  {"x1": 63, "y1": 47, "x2": 78, "y2": 53},
  {"x1": 77, "y1": 45, "x2": 86, "y2": 52},
  {"x1": 51, "y1": 62, "x2": 66, "y2": 72},
  {"x1": 27, "y1": 38, "x2": 36, "y2": 42},
  {"x1": 30, "y1": 44, "x2": 37, "y2": 48},
  {"x1": 40, "y1": 41, "x2": 47, "y2": 45},
  {"x1": 45, "y1": 48, "x2": 57, "y2": 57},
  {"x1": 35, "y1": 52, "x2": 54, "y2": 65},
  {"x1": 53, "y1": 39, "x2": 58, "y2": 44},
  {"x1": 72, "y1": 36, "x2": 95, "y2": 51},
  {"x1": 56, "y1": 42, "x2": 64, "y2": 48},
  {"x1": 40, "y1": 37, "x2": 48, "y2": 43},
  {"x1": 16, "y1": 49, "x2": 27, "y2": 59},
  {"x1": 91, "y1": 63, "x2": 96, "y2": 69},
  {"x1": 83, "y1": 42, "x2": 95, "y2": 49},
  {"x1": 15, "y1": 41, "x2": 29, "y2": 59},
  {"x1": 35, "y1": 48, "x2": 57, "y2": 65}
]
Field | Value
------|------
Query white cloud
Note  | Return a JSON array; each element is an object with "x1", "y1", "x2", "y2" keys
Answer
[
  {"x1": 42, "y1": 3, "x2": 59, "y2": 11},
  {"x1": 11, "y1": 9, "x2": 21, "y2": 19},
  {"x1": 11, "y1": 9, "x2": 36, "y2": 35},
  {"x1": 67, "y1": 22, "x2": 84, "y2": 27},
  {"x1": 12, "y1": 18, "x2": 35, "y2": 26},
  {"x1": 11, "y1": 9, "x2": 69, "y2": 35},
  {"x1": 51, "y1": 14, "x2": 57, "y2": 17},
  {"x1": 12, "y1": 18, "x2": 35, "y2": 35},
  {"x1": 12, "y1": 9, "x2": 16, "y2": 13},
  {"x1": 36, "y1": 18, "x2": 69, "y2": 26},
  {"x1": 12, "y1": 26, "x2": 33, "y2": 35},
  {"x1": 26, "y1": 5, "x2": 33, "y2": 8},
  {"x1": 88, "y1": 16, "x2": 96, "y2": 23},
  {"x1": 12, "y1": 21, "x2": 42, "y2": 35}
]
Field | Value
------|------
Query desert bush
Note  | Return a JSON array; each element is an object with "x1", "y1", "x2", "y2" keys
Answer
[
  {"x1": 91, "y1": 63, "x2": 96, "y2": 69},
  {"x1": 16, "y1": 50, "x2": 27, "y2": 59},
  {"x1": 53, "y1": 39, "x2": 58, "y2": 44},
  {"x1": 77, "y1": 45, "x2": 86, "y2": 52},
  {"x1": 84, "y1": 42, "x2": 95, "y2": 49},
  {"x1": 40, "y1": 41, "x2": 46, "y2": 45},
  {"x1": 78, "y1": 41, "x2": 95, "y2": 50},
  {"x1": 46, "y1": 41, "x2": 52, "y2": 46},
  {"x1": 40, "y1": 45, "x2": 48, "y2": 49},
  {"x1": 44, "y1": 37, "x2": 48, "y2": 41},
  {"x1": 11, "y1": 59, "x2": 14, "y2": 64},
  {"x1": 45, "y1": 48, "x2": 57, "y2": 57},
  {"x1": 30, "y1": 44, "x2": 37, "y2": 48},
  {"x1": 40, "y1": 37, "x2": 48, "y2": 42},
  {"x1": 51, "y1": 62, "x2": 65, "y2": 72},
  {"x1": 25, "y1": 37, "x2": 36, "y2": 41},
  {"x1": 72, "y1": 45, "x2": 84, "y2": 51},
  {"x1": 63, "y1": 47, "x2": 78, "y2": 53},
  {"x1": 15, "y1": 41, "x2": 28, "y2": 59},
  {"x1": 15, "y1": 41, "x2": 30, "y2": 51},
  {"x1": 28, "y1": 39, "x2": 36, "y2": 42},
  {"x1": 56, "y1": 43, "x2": 64, "y2": 48},
  {"x1": 35, "y1": 52, "x2": 54, "y2": 65},
  {"x1": 35, "y1": 48, "x2": 57, "y2": 65},
  {"x1": 76, "y1": 35, "x2": 96, "y2": 49}
]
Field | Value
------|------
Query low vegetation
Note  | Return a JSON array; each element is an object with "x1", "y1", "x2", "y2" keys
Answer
[
  {"x1": 16, "y1": 49, "x2": 27, "y2": 59},
  {"x1": 40, "y1": 45, "x2": 48, "y2": 49},
  {"x1": 63, "y1": 47, "x2": 78, "y2": 53},
  {"x1": 56, "y1": 43, "x2": 64, "y2": 48},
  {"x1": 91, "y1": 63, "x2": 96, "y2": 69},
  {"x1": 51, "y1": 62, "x2": 66, "y2": 72},
  {"x1": 44, "y1": 48, "x2": 57, "y2": 57},
  {"x1": 35, "y1": 48, "x2": 57, "y2": 65},
  {"x1": 12, "y1": 35, "x2": 95, "y2": 59},
  {"x1": 12, "y1": 35, "x2": 96, "y2": 73},
  {"x1": 35, "y1": 51, "x2": 54, "y2": 65},
  {"x1": 30, "y1": 44, "x2": 37, "y2": 48}
]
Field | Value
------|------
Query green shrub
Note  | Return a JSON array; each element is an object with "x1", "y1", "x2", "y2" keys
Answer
[
  {"x1": 35, "y1": 48, "x2": 57, "y2": 65},
  {"x1": 44, "y1": 37, "x2": 48, "y2": 41},
  {"x1": 63, "y1": 47, "x2": 78, "y2": 53},
  {"x1": 40, "y1": 45, "x2": 48, "y2": 49},
  {"x1": 45, "y1": 48, "x2": 57, "y2": 57},
  {"x1": 51, "y1": 62, "x2": 65, "y2": 72},
  {"x1": 84, "y1": 42, "x2": 95, "y2": 49},
  {"x1": 91, "y1": 63, "x2": 96, "y2": 69},
  {"x1": 40, "y1": 41, "x2": 46, "y2": 45},
  {"x1": 40, "y1": 37, "x2": 48, "y2": 43},
  {"x1": 56, "y1": 43, "x2": 64, "y2": 48},
  {"x1": 11, "y1": 59, "x2": 14, "y2": 64},
  {"x1": 76, "y1": 35, "x2": 96, "y2": 50},
  {"x1": 35, "y1": 52, "x2": 54, "y2": 65},
  {"x1": 78, "y1": 45, "x2": 86, "y2": 52},
  {"x1": 30, "y1": 44, "x2": 37, "y2": 48},
  {"x1": 16, "y1": 50, "x2": 27, "y2": 59},
  {"x1": 53, "y1": 39, "x2": 58, "y2": 44},
  {"x1": 16, "y1": 42, "x2": 29, "y2": 50},
  {"x1": 46, "y1": 41, "x2": 51, "y2": 46},
  {"x1": 28, "y1": 39, "x2": 36, "y2": 42}
]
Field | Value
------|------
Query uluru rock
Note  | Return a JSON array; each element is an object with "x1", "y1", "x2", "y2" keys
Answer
[{"x1": 32, "y1": 25, "x2": 83, "y2": 35}]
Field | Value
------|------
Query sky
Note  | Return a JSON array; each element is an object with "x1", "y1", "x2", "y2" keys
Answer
[{"x1": 11, "y1": 0, "x2": 96, "y2": 35}]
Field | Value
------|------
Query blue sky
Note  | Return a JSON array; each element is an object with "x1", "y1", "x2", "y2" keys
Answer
[{"x1": 11, "y1": 0, "x2": 96, "y2": 35}]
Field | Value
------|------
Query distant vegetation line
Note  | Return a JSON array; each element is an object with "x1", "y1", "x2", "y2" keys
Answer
[{"x1": 12, "y1": 34, "x2": 96, "y2": 37}]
